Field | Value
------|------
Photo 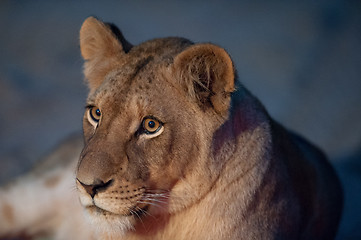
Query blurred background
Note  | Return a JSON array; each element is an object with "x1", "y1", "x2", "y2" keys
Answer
[{"x1": 0, "y1": 0, "x2": 360, "y2": 238}]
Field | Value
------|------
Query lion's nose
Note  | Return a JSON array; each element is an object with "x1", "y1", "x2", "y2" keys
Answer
[{"x1": 77, "y1": 178, "x2": 113, "y2": 198}]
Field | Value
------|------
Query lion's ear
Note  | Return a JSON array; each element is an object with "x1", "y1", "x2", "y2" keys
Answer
[
  {"x1": 80, "y1": 17, "x2": 132, "y2": 91},
  {"x1": 172, "y1": 44, "x2": 235, "y2": 116}
]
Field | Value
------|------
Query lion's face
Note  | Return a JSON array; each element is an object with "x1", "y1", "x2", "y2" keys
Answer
[
  {"x1": 77, "y1": 61, "x2": 208, "y2": 229},
  {"x1": 76, "y1": 17, "x2": 235, "y2": 236}
]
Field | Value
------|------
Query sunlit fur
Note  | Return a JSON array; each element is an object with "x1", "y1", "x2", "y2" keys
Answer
[{"x1": 0, "y1": 17, "x2": 342, "y2": 240}]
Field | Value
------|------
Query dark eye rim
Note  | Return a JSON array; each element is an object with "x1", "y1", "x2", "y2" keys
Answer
[{"x1": 141, "y1": 116, "x2": 163, "y2": 135}]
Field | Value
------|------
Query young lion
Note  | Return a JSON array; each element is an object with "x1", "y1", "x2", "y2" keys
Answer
[{"x1": 0, "y1": 17, "x2": 343, "y2": 240}]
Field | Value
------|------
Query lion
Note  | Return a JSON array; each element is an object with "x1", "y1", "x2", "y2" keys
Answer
[{"x1": 0, "y1": 17, "x2": 343, "y2": 240}]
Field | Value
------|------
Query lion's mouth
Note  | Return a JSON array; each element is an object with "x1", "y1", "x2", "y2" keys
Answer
[{"x1": 85, "y1": 204, "x2": 149, "y2": 218}]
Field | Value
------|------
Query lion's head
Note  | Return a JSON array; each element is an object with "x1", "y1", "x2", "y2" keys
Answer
[{"x1": 75, "y1": 17, "x2": 235, "y2": 237}]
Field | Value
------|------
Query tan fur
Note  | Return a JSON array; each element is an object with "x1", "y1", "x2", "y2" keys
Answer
[
  {"x1": 2, "y1": 203, "x2": 14, "y2": 225},
  {"x1": 0, "y1": 17, "x2": 342, "y2": 240},
  {"x1": 44, "y1": 175, "x2": 61, "y2": 188}
]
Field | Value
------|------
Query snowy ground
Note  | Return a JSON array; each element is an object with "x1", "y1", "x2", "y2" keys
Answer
[{"x1": 0, "y1": 0, "x2": 360, "y2": 238}]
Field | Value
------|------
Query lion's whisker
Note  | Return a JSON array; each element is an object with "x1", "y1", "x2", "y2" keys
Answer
[
  {"x1": 137, "y1": 201, "x2": 167, "y2": 211},
  {"x1": 131, "y1": 207, "x2": 146, "y2": 228},
  {"x1": 136, "y1": 205, "x2": 155, "y2": 219},
  {"x1": 141, "y1": 198, "x2": 168, "y2": 205}
]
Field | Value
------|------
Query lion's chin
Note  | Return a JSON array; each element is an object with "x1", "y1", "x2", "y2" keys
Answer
[{"x1": 83, "y1": 206, "x2": 135, "y2": 238}]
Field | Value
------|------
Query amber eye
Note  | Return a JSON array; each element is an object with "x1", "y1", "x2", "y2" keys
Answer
[
  {"x1": 142, "y1": 117, "x2": 162, "y2": 134},
  {"x1": 87, "y1": 107, "x2": 101, "y2": 126}
]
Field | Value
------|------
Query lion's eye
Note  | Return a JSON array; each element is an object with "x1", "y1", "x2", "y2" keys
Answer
[
  {"x1": 142, "y1": 117, "x2": 163, "y2": 136},
  {"x1": 87, "y1": 107, "x2": 101, "y2": 127}
]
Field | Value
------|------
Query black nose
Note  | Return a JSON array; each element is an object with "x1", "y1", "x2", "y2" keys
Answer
[{"x1": 77, "y1": 178, "x2": 113, "y2": 198}]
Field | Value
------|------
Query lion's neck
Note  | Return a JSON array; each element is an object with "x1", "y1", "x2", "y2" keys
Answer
[{"x1": 211, "y1": 84, "x2": 271, "y2": 172}]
